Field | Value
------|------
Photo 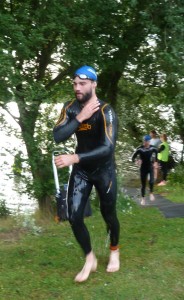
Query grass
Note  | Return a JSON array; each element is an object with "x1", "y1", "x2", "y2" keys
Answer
[
  {"x1": 155, "y1": 182, "x2": 184, "y2": 203},
  {"x1": 0, "y1": 196, "x2": 184, "y2": 300}
]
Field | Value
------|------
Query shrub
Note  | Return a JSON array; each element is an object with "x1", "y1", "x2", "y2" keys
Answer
[
  {"x1": 168, "y1": 163, "x2": 184, "y2": 185},
  {"x1": 0, "y1": 200, "x2": 11, "y2": 218}
]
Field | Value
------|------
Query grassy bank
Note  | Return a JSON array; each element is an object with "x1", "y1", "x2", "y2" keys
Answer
[
  {"x1": 0, "y1": 196, "x2": 184, "y2": 300},
  {"x1": 155, "y1": 183, "x2": 184, "y2": 203}
]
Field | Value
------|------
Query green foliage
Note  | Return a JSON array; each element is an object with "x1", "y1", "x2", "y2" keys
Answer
[
  {"x1": 12, "y1": 151, "x2": 23, "y2": 176},
  {"x1": 116, "y1": 78, "x2": 172, "y2": 146},
  {"x1": 0, "y1": 200, "x2": 11, "y2": 218},
  {"x1": 168, "y1": 163, "x2": 184, "y2": 185}
]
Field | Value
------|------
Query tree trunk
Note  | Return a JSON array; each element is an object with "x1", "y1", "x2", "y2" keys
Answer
[
  {"x1": 98, "y1": 70, "x2": 122, "y2": 109},
  {"x1": 16, "y1": 91, "x2": 54, "y2": 210}
]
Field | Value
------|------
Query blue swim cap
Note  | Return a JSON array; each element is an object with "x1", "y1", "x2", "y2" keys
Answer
[
  {"x1": 143, "y1": 135, "x2": 151, "y2": 141},
  {"x1": 74, "y1": 65, "x2": 97, "y2": 81}
]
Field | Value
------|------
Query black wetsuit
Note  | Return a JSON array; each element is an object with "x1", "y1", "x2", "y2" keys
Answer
[
  {"x1": 53, "y1": 99, "x2": 120, "y2": 255},
  {"x1": 132, "y1": 145, "x2": 158, "y2": 197}
]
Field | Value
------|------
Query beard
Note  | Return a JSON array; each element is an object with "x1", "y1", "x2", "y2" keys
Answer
[{"x1": 75, "y1": 90, "x2": 93, "y2": 104}]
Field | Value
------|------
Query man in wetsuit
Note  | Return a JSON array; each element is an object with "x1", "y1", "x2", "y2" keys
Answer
[
  {"x1": 132, "y1": 135, "x2": 158, "y2": 205},
  {"x1": 53, "y1": 65, "x2": 120, "y2": 283}
]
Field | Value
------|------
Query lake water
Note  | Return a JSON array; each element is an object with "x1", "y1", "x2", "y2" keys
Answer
[{"x1": 0, "y1": 126, "x2": 38, "y2": 215}]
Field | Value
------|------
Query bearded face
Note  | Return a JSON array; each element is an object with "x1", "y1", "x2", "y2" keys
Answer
[{"x1": 73, "y1": 77, "x2": 96, "y2": 104}]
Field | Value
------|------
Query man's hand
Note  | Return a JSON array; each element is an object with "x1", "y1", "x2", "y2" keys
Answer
[
  {"x1": 76, "y1": 99, "x2": 100, "y2": 123},
  {"x1": 54, "y1": 154, "x2": 79, "y2": 168},
  {"x1": 136, "y1": 159, "x2": 142, "y2": 166}
]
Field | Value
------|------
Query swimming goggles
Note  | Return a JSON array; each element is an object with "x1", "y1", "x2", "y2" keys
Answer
[{"x1": 73, "y1": 74, "x2": 93, "y2": 80}]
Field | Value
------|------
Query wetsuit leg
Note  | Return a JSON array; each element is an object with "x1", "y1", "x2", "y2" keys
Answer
[
  {"x1": 67, "y1": 166, "x2": 93, "y2": 255},
  {"x1": 140, "y1": 168, "x2": 147, "y2": 197},
  {"x1": 94, "y1": 165, "x2": 120, "y2": 248},
  {"x1": 149, "y1": 166, "x2": 154, "y2": 193}
]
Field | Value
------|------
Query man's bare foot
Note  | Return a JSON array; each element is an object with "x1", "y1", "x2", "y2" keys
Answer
[
  {"x1": 106, "y1": 249, "x2": 120, "y2": 272},
  {"x1": 74, "y1": 251, "x2": 97, "y2": 283},
  {"x1": 150, "y1": 193, "x2": 155, "y2": 201},
  {"x1": 141, "y1": 197, "x2": 146, "y2": 205}
]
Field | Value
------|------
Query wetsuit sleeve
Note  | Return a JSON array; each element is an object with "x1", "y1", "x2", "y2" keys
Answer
[
  {"x1": 78, "y1": 104, "x2": 117, "y2": 162},
  {"x1": 150, "y1": 147, "x2": 158, "y2": 162},
  {"x1": 132, "y1": 149, "x2": 139, "y2": 162},
  {"x1": 158, "y1": 145, "x2": 165, "y2": 153},
  {"x1": 53, "y1": 101, "x2": 80, "y2": 143}
]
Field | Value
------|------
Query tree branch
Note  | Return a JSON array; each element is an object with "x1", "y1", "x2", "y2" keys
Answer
[
  {"x1": 0, "y1": 103, "x2": 20, "y2": 125},
  {"x1": 45, "y1": 66, "x2": 74, "y2": 90}
]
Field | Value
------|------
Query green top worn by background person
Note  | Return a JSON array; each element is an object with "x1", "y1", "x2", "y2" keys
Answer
[{"x1": 158, "y1": 141, "x2": 169, "y2": 162}]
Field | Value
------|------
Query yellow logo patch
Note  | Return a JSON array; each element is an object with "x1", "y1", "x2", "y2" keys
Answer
[{"x1": 78, "y1": 123, "x2": 92, "y2": 131}]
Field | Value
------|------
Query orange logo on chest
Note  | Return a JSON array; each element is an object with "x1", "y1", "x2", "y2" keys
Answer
[{"x1": 78, "y1": 123, "x2": 92, "y2": 131}]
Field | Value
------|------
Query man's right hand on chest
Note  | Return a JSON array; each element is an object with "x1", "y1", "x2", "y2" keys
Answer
[{"x1": 76, "y1": 99, "x2": 100, "y2": 123}]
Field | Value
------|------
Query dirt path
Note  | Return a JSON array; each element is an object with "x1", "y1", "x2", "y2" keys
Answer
[{"x1": 122, "y1": 186, "x2": 184, "y2": 218}]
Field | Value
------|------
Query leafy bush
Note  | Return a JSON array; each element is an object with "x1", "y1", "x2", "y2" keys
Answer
[
  {"x1": 0, "y1": 200, "x2": 11, "y2": 217},
  {"x1": 168, "y1": 163, "x2": 184, "y2": 185}
]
